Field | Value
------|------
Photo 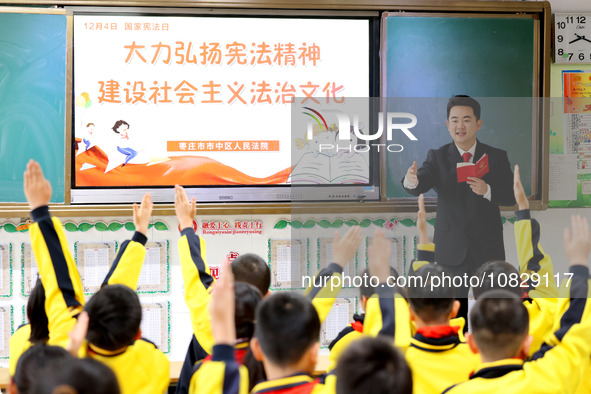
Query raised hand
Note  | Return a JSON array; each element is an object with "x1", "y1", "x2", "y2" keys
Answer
[
  {"x1": 406, "y1": 161, "x2": 418, "y2": 186},
  {"x1": 174, "y1": 185, "x2": 196, "y2": 230},
  {"x1": 133, "y1": 193, "x2": 153, "y2": 236},
  {"x1": 210, "y1": 257, "x2": 235, "y2": 345},
  {"x1": 332, "y1": 226, "x2": 362, "y2": 269},
  {"x1": 368, "y1": 228, "x2": 392, "y2": 283},
  {"x1": 564, "y1": 215, "x2": 591, "y2": 267},
  {"x1": 23, "y1": 160, "x2": 52, "y2": 210},
  {"x1": 513, "y1": 165, "x2": 529, "y2": 210},
  {"x1": 417, "y1": 194, "x2": 428, "y2": 244}
]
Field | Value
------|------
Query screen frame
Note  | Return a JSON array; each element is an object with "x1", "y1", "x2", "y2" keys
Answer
[{"x1": 69, "y1": 10, "x2": 382, "y2": 204}]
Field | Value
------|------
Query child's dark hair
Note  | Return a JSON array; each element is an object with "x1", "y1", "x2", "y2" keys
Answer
[
  {"x1": 406, "y1": 264, "x2": 456, "y2": 324},
  {"x1": 13, "y1": 344, "x2": 71, "y2": 394},
  {"x1": 232, "y1": 282, "x2": 265, "y2": 390},
  {"x1": 473, "y1": 260, "x2": 522, "y2": 299},
  {"x1": 254, "y1": 292, "x2": 320, "y2": 367},
  {"x1": 232, "y1": 254, "x2": 271, "y2": 296},
  {"x1": 27, "y1": 277, "x2": 49, "y2": 344},
  {"x1": 32, "y1": 357, "x2": 120, "y2": 394},
  {"x1": 234, "y1": 282, "x2": 262, "y2": 340},
  {"x1": 112, "y1": 120, "x2": 129, "y2": 133},
  {"x1": 84, "y1": 284, "x2": 142, "y2": 351},
  {"x1": 470, "y1": 290, "x2": 529, "y2": 360},
  {"x1": 335, "y1": 337, "x2": 412, "y2": 394},
  {"x1": 359, "y1": 267, "x2": 399, "y2": 299}
]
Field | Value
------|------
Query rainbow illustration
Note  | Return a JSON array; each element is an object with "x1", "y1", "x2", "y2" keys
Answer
[{"x1": 302, "y1": 107, "x2": 329, "y2": 131}]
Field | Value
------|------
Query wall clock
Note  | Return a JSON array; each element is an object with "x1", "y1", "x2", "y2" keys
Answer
[{"x1": 555, "y1": 13, "x2": 591, "y2": 63}]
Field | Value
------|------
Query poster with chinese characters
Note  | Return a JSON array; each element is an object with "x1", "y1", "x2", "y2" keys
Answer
[
  {"x1": 549, "y1": 71, "x2": 591, "y2": 207},
  {"x1": 73, "y1": 15, "x2": 369, "y2": 187}
]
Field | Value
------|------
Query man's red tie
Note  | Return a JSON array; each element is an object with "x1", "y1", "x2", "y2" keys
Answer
[{"x1": 462, "y1": 152, "x2": 472, "y2": 163}]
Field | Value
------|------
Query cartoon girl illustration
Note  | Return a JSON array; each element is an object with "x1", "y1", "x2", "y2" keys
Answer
[{"x1": 112, "y1": 120, "x2": 137, "y2": 166}]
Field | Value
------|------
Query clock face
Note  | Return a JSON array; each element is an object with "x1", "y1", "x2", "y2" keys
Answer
[{"x1": 555, "y1": 13, "x2": 591, "y2": 63}]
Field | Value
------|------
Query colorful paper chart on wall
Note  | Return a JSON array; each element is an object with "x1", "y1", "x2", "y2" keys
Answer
[
  {"x1": 0, "y1": 306, "x2": 12, "y2": 358},
  {"x1": 137, "y1": 241, "x2": 169, "y2": 294},
  {"x1": 320, "y1": 297, "x2": 356, "y2": 348},
  {"x1": 317, "y1": 238, "x2": 358, "y2": 288},
  {"x1": 75, "y1": 241, "x2": 117, "y2": 294},
  {"x1": 269, "y1": 239, "x2": 309, "y2": 290},
  {"x1": 364, "y1": 236, "x2": 405, "y2": 277},
  {"x1": 0, "y1": 244, "x2": 12, "y2": 297},
  {"x1": 140, "y1": 302, "x2": 170, "y2": 353},
  {"x1": 21, "y1": 243, "x2": 39, "y2": 296},
  {"x1": 549, "y1": 70, "x2": 591, "y2": 207}
]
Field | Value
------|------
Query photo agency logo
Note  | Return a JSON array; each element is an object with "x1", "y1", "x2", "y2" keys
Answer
[{"x1": 302, "y1": 106, "x2": 418, "y2": 153}]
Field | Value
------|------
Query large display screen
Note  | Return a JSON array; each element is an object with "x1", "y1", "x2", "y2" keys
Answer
[{"x1": 71, "y1": 14, "x2": 373, "y2": 202}]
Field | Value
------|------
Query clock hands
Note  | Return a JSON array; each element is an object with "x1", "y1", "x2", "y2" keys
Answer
[{"x1": 569, "y1": 33, "x2": 591, "y2": 44}]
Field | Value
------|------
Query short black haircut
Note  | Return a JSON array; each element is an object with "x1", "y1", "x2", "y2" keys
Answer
[
  {"x1": 13, "y1": 344, "x2": 71, "y2": 394},
  {"x1": 232, "y1": 254, "x2": 271, "y2": 296},
  {"x1": 84, "y1": 284, "x2": 142, "y2": 351},
  {"x1": 254, "y1": 292, "x2": 320, "y2": 367},
  {"x1": 234, "y1": 282, "x2": 263, "y2": 340},
  {"x1": 27, "y1": 277, "x2": 49, "y2": 344},
  {"x1": 335, "y1": 337, "x2": 412, "y2": 394},
  {"x1": 406, "y1": 264, "x2": 456, "y2": 324},
  {"x1": 473, "y1": 260, "x2": 522, "y2": 299},
  {"x1": 447, "y1": 95, "x2": 481, "y2": 120},
  {"x1": 32, "y1": 357, "x2": 120, "y2": 394},
  {"x1": 359, "y1": 267, "x2": 399, "y2": 299},
  {"x1": 470, "y1": 290, "x2": 529, "y2": 360}
]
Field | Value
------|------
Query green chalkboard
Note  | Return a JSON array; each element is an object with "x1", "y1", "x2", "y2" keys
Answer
[
  {"x1": 383, "y1": 15, "x2": 538, "y2": 200},
  {"x1": 0, "y1": 11, "x2": 67, "y2": 203}
]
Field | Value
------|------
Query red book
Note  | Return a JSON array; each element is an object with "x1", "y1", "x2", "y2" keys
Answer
[{"x1": 457, "y1": 154, "x2": 489, "y2": 182}]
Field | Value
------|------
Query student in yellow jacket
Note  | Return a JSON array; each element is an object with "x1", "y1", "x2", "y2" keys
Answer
[
  {"x1": 23, "y1": 160, "x2": 169, "y2": 394},
  {"x1": 443, "y1": 214, "x2": 591, "y2": 394},
  {"x1": 363, "y1": 226, "x2": 479, "y2": 394},
  {"x1": 472, "y1": 165, "x2": 558, "y2": 356},
  {"x1": 190, "y1": 252, "x2": 411, "y2": 394},
  {"x1": 173, "y1": 184, "x2": 362, "y2": 391}
]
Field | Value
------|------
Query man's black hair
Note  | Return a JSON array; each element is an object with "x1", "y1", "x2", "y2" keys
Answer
[
  {"x1": 473, "y1": 260, "x2": 522, "y2": 299},
  {"x1": 335, "y1": 336, "x2": 412, "y2": 394},
  {"x1": 232, "y1": 254, "x2": 271, "y2": 296},
  {"x1": 447, "y1": 95, "x2": 481, "y2": 120},
  {"x1": 84, "y1": 284, "x2": 142, "y2": 351},
  {"x1": 470, "y1": 290, "x2": 529, "y2": 360},
  {"x1": 254, "y1": 292, "x2": 320, "y2": 367},
  {"x1": 406, "y1": 264, "x2": 456, "y2": 324}
]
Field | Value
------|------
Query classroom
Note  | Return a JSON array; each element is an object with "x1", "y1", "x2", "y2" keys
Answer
[{"x1": 0, "y1": 0, "x2": 590, "y2": 393}]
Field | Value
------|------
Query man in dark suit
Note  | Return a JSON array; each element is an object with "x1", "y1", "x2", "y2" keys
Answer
[{"x1": 402, "y1": 96, "x2": 516, "y2": 318}]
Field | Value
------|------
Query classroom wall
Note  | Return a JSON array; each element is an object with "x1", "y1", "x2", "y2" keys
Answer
[{"x1": 1, "y1": 0, "x2": 591, "y2": 369}]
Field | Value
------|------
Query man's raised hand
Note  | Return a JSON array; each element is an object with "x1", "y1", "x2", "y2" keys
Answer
[{"x1": 406, "y1": 161, "x2": 418, "y2": 186}]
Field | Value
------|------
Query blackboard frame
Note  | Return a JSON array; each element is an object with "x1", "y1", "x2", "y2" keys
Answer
[
  {"x1": 379, "y1": 10, "x2": 550, "y2": 211},
  {"x1": 0, "y1": 1, "x2": 550, "y2": 217}
]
